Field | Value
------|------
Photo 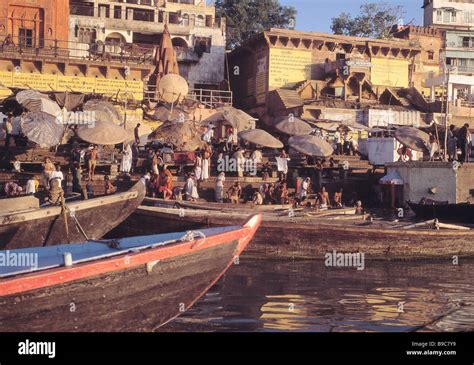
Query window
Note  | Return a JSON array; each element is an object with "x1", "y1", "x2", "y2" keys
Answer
[
  {"x1": 18, "y1": 28, "x2": 33, "y2": 47},
  {"x1": 114, "y1": 6, "x2": 121, "y2": 19},
  {"x1": 436, "y1": 10, "x2": 443, "y2": 22},
  {"x1": 443, "y1": 11, "x2": 450, "y2": 23},
  {"x1": 451, "y1": 11, "x2": 457, "y2": 23},
  {"x1": 194, "y1": 36, "x2": 211, "y2": 54},
  {"x1": 196, "y1": 15, "x2": 205, "y2": 27},
  {"x1": 464, "y1": 11, "x2": 471, "y2": 23},
  {"x1": 78, "y1": 28, "x2": 96, "y2": 43},
  {"x1": 427, "y1": 51, "x2": 434, "y2": 60}
]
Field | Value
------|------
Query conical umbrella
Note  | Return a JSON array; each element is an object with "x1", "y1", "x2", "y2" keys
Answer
[
  {"x1": 21, "y1": 112, "x2": 65, "y2": 147},
  {"x1": 394, "y1": 126, "x2": 430, "y2": 153},
  {"x1": 150, "y1": 105, "x2": 190, "y2": 122},
  {"x1": 238, "y1": 129, "x2": 283, "y2": 148},
  {"x1": 83, "y1": 99, "x2": 122, "y2": 123},
  {"x1": 16, "y1": 90, "x2": 61, "y2": 117},
  {"x1": 77, "y1": 119, "x2": 128, "y2": 145},
  {"x1": 148, "y1": 120, "x2": 204, "y2": 151},
  {"x1": 288, "y1": 135, "x2": 333, "y2": 157},
  {"x1": 274, "y1": 116, "x2": 312, "y2": 136}
]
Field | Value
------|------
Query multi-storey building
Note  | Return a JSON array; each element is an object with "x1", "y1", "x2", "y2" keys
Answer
[
  {"x1": 69, "y1": 0, "x2": 226, "y2": 90},
  {"x1": 423, "y1": 0, "x2": 474, "y2": 75}
]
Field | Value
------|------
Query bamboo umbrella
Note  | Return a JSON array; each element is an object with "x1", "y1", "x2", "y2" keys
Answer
[
  {"x1": 83, "y1": 99, "x2": 122, "y2": 123},
  {"x1": 77, "y1": 119, "x2": 128, "y2": 145},
  {"x1": 148, "y1": 120, "x2": 204, "y2": 151},
  {"x1": 274, "y1": 115, "x2": 312, "y2": 136},
  {"x1": 394, "y1": 126, "x2": 430, "y2": 153},
  {"x1": 288, "y1": 135, "x2": 334, "y2": 157},
  {"x1": 16, "y1": 90, "x2": 61, "y2": 117},
  {"x1": 238, "y1": 129, "x2": 283, "y2": 148},
  {"x1": 21, "y1": 112, "x2": 65, "y2": 147}
]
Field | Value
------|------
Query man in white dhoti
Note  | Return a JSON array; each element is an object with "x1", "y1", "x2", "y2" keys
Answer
[
  {"x1": 184, "y1": 173, "x2": 199, "y2": 201},
  {"x1": 121, "y1": 143, "x2": 133, "y2": 174},
  {"x1": 215, "y1": 172, "x2": 225, "y2": 203},
  {"x1": 194, "y1": 153, "x2": 202, "y2": 180}
]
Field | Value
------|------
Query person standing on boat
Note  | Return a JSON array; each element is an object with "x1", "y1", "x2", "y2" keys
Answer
[
  {"x1": 47, "y1": 178, "x2": 64, "y2": 206},
  {"x1": 120, "y1": 143, "x2": 133, "y2": 174},
  {"x1": 50, "y1": 165, "x2": 64, "y2": 188},
  {"x1": 87, "y1": 145, "x2": 98, "y2": 180},
  {"x1": 215, "y1": 172, "x2": 225, "y2": 203},
  {"x1": 42, "y1": 157, "x2": 55, "y2": 190},
  {"x1": 184, "y1": 173, "x2": 199, "y2": 201},
  {"x1": 447, "y1": 124, "x2": 457, "y2": 161}
]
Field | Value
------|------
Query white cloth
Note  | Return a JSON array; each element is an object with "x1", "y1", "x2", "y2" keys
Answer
[
  {"x1": 201, "y1": 158, "x2": 210, "y2": 180},
  {"x1": 276, "y1": 157, "x2": 289, "y2": 174},
  {"x1": 202, "y1": 128, "x2": 214, "y2": 143},
  {"x1": 300, "y1": 180, "x2": 310, "y2": 198},
  {"x1": 185, "y1": 178, "x2": 199, "y2": 199},
  {"x1": 334, "y1": 131, "x2": 341, "y2": 144},
  {"x1": 121, "y1": 144, "x2": 133, "y2": 173},
  {"x1": 25, "y1": 179, "x2": 36, "y2": 194},
  {"x1": 50, "y1": 170, "x2": 64, "y2": 184}
]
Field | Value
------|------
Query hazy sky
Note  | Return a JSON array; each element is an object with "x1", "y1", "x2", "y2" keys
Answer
[{"x1": 279, "y1": 0, "x2": 424, "y2": 33}]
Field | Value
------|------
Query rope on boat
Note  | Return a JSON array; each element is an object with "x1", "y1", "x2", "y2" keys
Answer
[{"x1": 60, "y1": 199, "x2": 90, "y2": 241}]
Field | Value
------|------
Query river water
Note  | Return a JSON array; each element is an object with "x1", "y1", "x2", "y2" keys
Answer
[{"x1": 162, "y1": 256, "x2": 474, "y2": 332}]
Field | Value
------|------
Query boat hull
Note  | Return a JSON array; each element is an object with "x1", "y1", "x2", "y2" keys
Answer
[
  {"x1": 0, "y1": 181, "x2": 146, "y2": 250},
  {"x1": 408, "y1": 202, "x2": 474, "y2": 224},
  {"x1": 113, "y1": 206, "x2": 474, "y2": 260},
  {"x1": 0, "y1": 216, "x2": 260, "y2": 331}
]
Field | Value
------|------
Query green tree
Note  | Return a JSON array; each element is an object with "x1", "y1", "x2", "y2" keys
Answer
[
  {"x1": 215, "y1": 0, "x2": 297, "y2": 49},
  {"x1": 331, "y1": 2, "x2": 405, "y2": 39}
]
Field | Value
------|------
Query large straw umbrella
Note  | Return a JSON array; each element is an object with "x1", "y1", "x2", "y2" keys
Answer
[
  {"x1": 238, "y1": 129, "x2": 283, "y2": 148},
  {"x1": 148, "y1": 120, "x2": 204, "y2": 151},
  {"x1": 77, "y1": 119, "x2": 128, "y2": 145},
  {"x1": 21, "y1": 112, "x2": 65, "y2": 147},
  {"x1": 288, "y1": 135, "x2": 334, "y2": 157},
  {"x1": 83, "y1": 99, "x2": 122, "y2": 123},
  {"x1": 394, "y1": 126, "x2": 430, "y2": 153},
  {"x1": 274, "y1": 115, "x2": 312, "y2": 136}
]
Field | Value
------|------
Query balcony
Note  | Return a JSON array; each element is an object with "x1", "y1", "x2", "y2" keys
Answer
[{"x1": 457, "y1": 65, "x2": 474, "y2": 74}]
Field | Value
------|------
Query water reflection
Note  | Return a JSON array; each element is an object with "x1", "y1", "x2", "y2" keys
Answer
[{"x1": 162, "y1": 257, "x2": 474, "y2": 332}]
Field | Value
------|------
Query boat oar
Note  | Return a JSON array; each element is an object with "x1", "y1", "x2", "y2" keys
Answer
[{"x1": 61, "y1": 199, "x2": 90, "y2": 241}]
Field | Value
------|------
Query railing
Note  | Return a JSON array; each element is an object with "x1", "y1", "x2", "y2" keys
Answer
[
  {"x1": 0, "y1": 35, "x2": 156, "y2": 65},
  {"x1": 457, "y1": 65, "x2": 474, "y2": 74},
  {"x1": 144, "y1": 85, "x2": 232, "y2": 108}
]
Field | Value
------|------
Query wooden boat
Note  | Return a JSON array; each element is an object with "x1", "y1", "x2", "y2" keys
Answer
[
  {"x1": 112, "y1": 205, "x2": 474, "y2": 260},
  {"x1": 0, "y1": 180, "x2": 146, "y2": 250},
  {"x1": 0, "y1": 214, "x2": 261, "y2": 331},
  {"x1": 144, "y1": 197, "x2": 291, "y2": 212},
  {"x1": 408, "y1": 201, "x2": 474, "y2": 224}
]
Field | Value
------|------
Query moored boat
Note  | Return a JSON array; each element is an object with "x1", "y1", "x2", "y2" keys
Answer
[
  {"x1": 0, "y1": 180, "x2": 146, "y2": 250},
  {"x1": 113, "y1": 205, "x2": 474, "y2": 260},
  {"x1": 408, "y1": 201, "x2": 474, "y2": 224},
  {"x1": 0, "y1": 214, "x2": 261, "y2": 331}
]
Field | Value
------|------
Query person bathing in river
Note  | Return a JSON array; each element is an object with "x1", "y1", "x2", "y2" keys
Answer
[{"x1": 333, "y1": 188, "x2": 343, "y2": 208}]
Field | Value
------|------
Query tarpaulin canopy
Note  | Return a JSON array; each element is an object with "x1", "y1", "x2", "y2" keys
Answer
[
  {"x1": 148, "y1": 120, "x2": 204, "y2": 151},
  {"x1": 77, "y1": 119, "x2": 128, "y2": 145},
  {"x1": 21, "y1": 112, "x2": 65, "y2": 147},
  {"x1": 238, "y1": 128, "x2": 283, "y2": 148},
  {"x1": 288, "y1": 135, "x2": 333, "y2": 157},
  {"x1": 394, "y1": 126, "x2": 430, "y2": 153},
  {"x1": 274, "y1": 115, "x2": 312, "y2": 136},
  {"x1": 53, "y1": 92, "x2": 85, "y2": 111}
]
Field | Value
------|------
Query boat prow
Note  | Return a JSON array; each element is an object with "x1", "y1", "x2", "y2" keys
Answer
[
  {"x1": 0, "y1": 214, "x2": 262, "y2": 331},
  {"x1": 0, "y1": 180, "x2": 146, "y2": 249}
]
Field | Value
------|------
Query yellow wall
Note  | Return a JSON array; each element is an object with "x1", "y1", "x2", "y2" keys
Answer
[
  {"x1": 0, "y1": 72, "x2": 144, "y2": 101},
  {"x1": 370, "y1": 58, "x2": 409, "y2": 88},
  {"x1": 269, "y1": 48, "x2": 312, "y2": 89}
]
